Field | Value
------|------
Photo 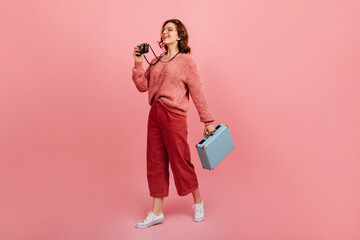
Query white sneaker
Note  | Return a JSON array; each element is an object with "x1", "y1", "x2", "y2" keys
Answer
[
  {"x1": 135, "y1": 211, "x2": 165, "y2": 229},
  {"x1": 193, "y1": 200, "x2": 205, "y2": 222}
]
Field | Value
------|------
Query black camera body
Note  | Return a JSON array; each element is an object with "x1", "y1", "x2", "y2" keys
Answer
[{"x1": 136, "y1": 43, "x2": 149, "y2": 56}]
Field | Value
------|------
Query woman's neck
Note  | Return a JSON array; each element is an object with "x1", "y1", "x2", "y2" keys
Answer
[
  {"x1": 166, "y1": 52, "x2": 180, "y2": 58},
  {"x1": 166, "y1": 46, "x2": 180, "y2": 58}
]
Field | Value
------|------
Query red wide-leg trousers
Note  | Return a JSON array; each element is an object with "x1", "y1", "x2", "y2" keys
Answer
[{"x1": 146, "y1": 100, "x2": 199, "y2": 197}]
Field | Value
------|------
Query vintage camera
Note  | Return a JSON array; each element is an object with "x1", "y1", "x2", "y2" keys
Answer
[{"x1": 136, "y1": 43, "x2": 149, "y2": 56}]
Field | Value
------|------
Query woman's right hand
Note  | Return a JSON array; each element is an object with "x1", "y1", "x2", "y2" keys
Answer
[{"x1": 133, "y1": 46, "x2": 143, "y2": 62}]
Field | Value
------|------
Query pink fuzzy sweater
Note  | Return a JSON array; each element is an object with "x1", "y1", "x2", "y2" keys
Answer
[{"x1": 132, "y1": 53, "x2": 215, "y2": 126}]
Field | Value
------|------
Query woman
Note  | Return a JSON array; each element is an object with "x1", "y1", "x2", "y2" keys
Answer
[{"x1": 132, "y1": 19, "x2": 216, "y2": 228}]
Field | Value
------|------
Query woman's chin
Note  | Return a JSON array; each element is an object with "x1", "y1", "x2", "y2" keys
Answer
[{"x1": 163, "y1": 41, "x2": 175, "y2": 46}]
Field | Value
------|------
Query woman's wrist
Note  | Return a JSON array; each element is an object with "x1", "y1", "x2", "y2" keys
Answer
[{"x1": 204, "y1": 121, "x2": 215, "y2": 127}]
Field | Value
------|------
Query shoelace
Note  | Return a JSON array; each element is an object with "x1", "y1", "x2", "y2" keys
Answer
[
  {"x1": 193, "y1": 204, "x2": 204, "y2": 213},
  {"x1": 142, "y1": 212, "x2": 154, "y2": 222}
]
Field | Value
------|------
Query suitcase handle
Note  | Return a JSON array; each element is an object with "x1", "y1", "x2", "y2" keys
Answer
[{"x1": 200, "y1": 124, "x2": 222, "y2": 143}]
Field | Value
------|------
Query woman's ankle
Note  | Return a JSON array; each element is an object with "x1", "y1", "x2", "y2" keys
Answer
[{"x1": 152, "y1": 210, "x2": 163, "y2": 216}]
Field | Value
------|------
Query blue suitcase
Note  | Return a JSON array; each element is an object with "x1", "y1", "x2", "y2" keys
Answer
[{"x1": 196, "y1": 124, "x2": 234, "y2": 170}]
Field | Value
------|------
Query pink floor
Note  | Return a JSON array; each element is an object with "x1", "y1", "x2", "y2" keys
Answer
[{"x1": 1, "y1": 122, "x2": 359, "y2": 240}]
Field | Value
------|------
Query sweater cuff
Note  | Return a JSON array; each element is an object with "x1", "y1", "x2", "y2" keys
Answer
[
  {"x1": 204, "y1": 121, "x2": 215, "y2": 127},
  {"x1": 134, "y1": 60, "x2": 143, "y2": 68}
]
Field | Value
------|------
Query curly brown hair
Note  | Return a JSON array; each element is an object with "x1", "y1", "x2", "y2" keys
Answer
[{"x1": 158, "y1": 19, "x2": 191, "y2": 54}]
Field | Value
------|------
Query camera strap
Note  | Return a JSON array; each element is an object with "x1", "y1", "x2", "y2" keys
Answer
[{"x1": 143, "y1": 44, "x2": 180, "y2": 65}]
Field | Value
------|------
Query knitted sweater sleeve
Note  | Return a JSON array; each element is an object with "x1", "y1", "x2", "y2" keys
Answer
[
  {"x1": 185, "y1": 57, "x2": 215, "y2": 126},
  {"x1": 132, "y1": 60, "x2": 151, "y2": 92}
]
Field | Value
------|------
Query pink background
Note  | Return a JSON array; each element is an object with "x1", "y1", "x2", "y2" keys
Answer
[{"x1": 1, "y1": 0, "x2": 360, "y2": 239}]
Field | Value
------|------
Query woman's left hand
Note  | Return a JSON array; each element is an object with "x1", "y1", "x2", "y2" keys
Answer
[{"x1": 204, "y1": 124, "x2": 216, "y2": 136}]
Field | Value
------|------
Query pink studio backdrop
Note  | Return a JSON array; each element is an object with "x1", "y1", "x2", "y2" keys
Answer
[{"x1": 1, "y1": 0, "x2": 360, "y2": 240}]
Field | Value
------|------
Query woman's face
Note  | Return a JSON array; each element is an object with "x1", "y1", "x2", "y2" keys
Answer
[{"x1": 161, "y1": 22, "x2": 181, "y2": 46}]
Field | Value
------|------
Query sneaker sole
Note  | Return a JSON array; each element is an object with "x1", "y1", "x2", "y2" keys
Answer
[
  {"x1": 194, "y1": 216, "x2": 205, "y2": 222},
  {"x1": 135, "y1": 217, "x2": 165, "y2": 229}
]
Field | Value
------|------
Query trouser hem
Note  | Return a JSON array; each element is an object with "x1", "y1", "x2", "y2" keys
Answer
[
  {"x1": 150, "y1": 193, "x2": 169, "y2": 198},
  {"x1": 177, "y1": 184, "x2": 199, "y2": 197}
]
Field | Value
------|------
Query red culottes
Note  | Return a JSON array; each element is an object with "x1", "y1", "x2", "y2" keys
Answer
[{"x1": 146, "y1": 100, "x2": 199, "y2": 197}]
